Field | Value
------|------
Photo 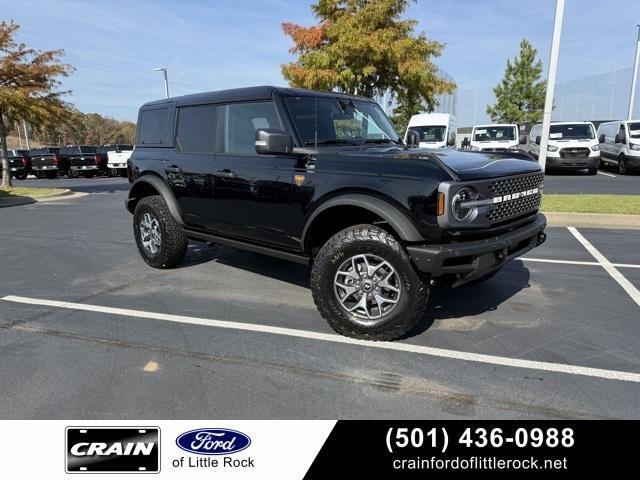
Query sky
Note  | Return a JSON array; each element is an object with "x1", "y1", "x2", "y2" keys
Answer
[{"x1": 2, "y1": 0, "x2": 640, "y2": 122}]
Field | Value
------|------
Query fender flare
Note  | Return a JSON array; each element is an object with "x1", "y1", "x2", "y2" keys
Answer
[
  {"x1": 126, "y1": 174, "x2": 185, "y2": 225},
  {"x1": 301, "y1": 193, "x2": 424, "y2": 246}
]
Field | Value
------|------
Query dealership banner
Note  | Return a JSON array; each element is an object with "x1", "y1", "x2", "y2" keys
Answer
[{"x1": 0, "y1": 420, "x2": 634, "y2": 477}]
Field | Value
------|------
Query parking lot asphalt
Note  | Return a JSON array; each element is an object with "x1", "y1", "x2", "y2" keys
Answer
[
  {"x1": 543, "y1": 168, "x2": 639, "y2": 194},
  {"x1": 0, "y1": 176, "x2": 639, "y2": 419}
]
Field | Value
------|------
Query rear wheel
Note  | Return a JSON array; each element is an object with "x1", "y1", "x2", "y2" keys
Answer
[
  {"x1": 310, "y1": 224, "x2": 428, "y2": 341},
  {"x1": 35, "y1": 171, "x2": 46, "y2": 179},
  {"x1": 133, "y1": 195, "x2": 188, "y2": 269}
]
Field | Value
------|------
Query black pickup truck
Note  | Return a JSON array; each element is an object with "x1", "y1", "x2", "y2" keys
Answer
[
  {"x1": 61, "y1": 146, "x2": 100, "y2": 178},
  {"x1": 29, "y1": 147, "x2": 64, "y2": 179},
  {"x1": 0, "y1": 149, "x2": 30, "y2": 180},
  {"x1": 126, "y1": 86, "x2": 546, "y2": 341}
]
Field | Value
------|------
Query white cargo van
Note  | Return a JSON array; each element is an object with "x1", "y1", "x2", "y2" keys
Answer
[
  {"x1": 596, "y1": 120, "x2": 640, "y2": 175},
  {"x1": 404, "y1": 113, "x2": 456, "y2": 148},
  {"x1": 529, "y1": 121, "x2": 600, "y2": 174},
  {"x1": 469, "y1": 123, "x2": 521, "y2": 152}
]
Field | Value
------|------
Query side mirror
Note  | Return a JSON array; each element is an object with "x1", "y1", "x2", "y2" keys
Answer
[
  {"x1": 447, "y1": 136, "x2": 455, "y2": 147},
  {"x1": 255, "y1": 128, "x2": 293, "y2": 155},
  {"x1": 598, "y1": 133, "x2": 605, "y2": 143},
  {"x1": 406, "y1": 129, "x2": 420, "y2": 147},
  {"x1": 615, "y1": 132, "x2": 626, "y2": 144},
  {"x1": 519, "y1": 135, "x2": 527, "y2": 145},
  {"x1": 535, "y1": 135, "x2": 541, "y2": 145}
]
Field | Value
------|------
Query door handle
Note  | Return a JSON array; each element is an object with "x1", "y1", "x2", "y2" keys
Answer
[
  {"x1": 216, "y1": 169, "x2": 237, "y2": 179},
  {"x1": 165, "y1": 165, "x2": 182, "y2": 174}
]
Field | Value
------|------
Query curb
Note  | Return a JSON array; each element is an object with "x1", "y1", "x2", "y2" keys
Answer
[
  {"x1": 0, "y1": 189, "x2": 88, "y2": 208},
  {"x1": 544, "y1": 211, "x2": 640, "y2": 229}
]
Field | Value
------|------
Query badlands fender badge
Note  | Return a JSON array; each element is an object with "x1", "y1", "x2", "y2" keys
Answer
[{"x1": 66, "y1": 427, "x2": 160, "y2": 473}]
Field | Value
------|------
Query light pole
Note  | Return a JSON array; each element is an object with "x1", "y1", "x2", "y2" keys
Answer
[
  {"x1": 628, "y1": 24, "x2": 640, "y2": 120},
  {"x1": 154, "y1": 67, "x2": 170, "y2": 99},
  {"x1": 538, "y1": 0, "x2": 565, "y2": 172}
]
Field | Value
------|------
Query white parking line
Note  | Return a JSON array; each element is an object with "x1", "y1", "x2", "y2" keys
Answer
[
  {"x1": 521, "y1": 257, "x2": 640, "y2": 269},
  {"x1": 2, "y1": 294, "x2": 640, "y2": 384},
  {"x1": 597, "y1": 171, "x2": 617, "y2": 178},
  {"x1": 568, "y1": 227, "x2": 640, "y2": 307}
]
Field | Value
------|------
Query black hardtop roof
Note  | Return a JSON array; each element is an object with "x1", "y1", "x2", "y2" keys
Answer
[{"x1": 140, "y1": 85, "x2": 374, "y2": 109}]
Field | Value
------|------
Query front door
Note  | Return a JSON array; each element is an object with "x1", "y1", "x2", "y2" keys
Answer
[
  {"x1": 168, "y1": 104, "x2": 217, "y2": 230},
  {"x1": 212, "y1": 101, "x2": 297, "y2": 249}
]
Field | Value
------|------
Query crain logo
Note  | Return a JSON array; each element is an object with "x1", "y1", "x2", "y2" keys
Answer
[
  {"x1": 66, "y1": 427, "x2": 160, "y2": 473},
  {"x1": 493, "y1": 188, "x2": 539, "y2": 204},
  {"x1": 176, "y1": 428, "x2": 251, "y2": 455}
]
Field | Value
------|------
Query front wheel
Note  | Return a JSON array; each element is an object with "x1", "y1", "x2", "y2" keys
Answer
[
  {"x1": 310, "y1": 225, "x2": 428, "y2": 341},
  {"x1": 588, "y1": 167, "x2": 598, "y2": 175},
  {"x1": 618, "y1": 155, "x2": 629, "y2": 175},
  {"x1": 133, "y1": 195, "x2": 188, "y2": 269}
]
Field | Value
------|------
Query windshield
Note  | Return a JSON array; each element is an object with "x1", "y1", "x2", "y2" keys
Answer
[
  {"x1": 79, "y1": 146, "x2": 97, "y2": 153},
  {"x1": 117, "y1": 144, "x2": 133, "y2": 150},
  {"x1": 628, "y1": 123, "x2": 640, "y2": 139},
  {"x1": 284, "y1": 96, "x2": 400, "y2": 146},
  {"x1": 412, "y1": 125, "x2": 445, "y2": 143},
  {"x1": 473, "y1": 126, "x2": 516, "y2": 142},
  {"x1": 549, "y1": 124, "x2": 595, "y2": 140}
]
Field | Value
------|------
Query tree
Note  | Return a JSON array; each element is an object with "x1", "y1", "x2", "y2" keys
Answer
[
  {"x1": 0, "y1": 20, "x2": 73, "y2": 188},
  {"x1": 486, "y1": 38, "x2": 546, "y2": 124},
  {"x1": 281, "y1": 0, "x2": 455, "y2": 134}
]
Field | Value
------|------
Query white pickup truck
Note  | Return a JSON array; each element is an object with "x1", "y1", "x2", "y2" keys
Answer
[{"x1": 106, "y1": 144, "x2": 134, "y2": 177}]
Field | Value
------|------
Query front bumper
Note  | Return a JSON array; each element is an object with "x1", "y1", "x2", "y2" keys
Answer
[
  {"x1": 407, "y1": 214, "x2": 546, "y2": 287},
  {"x1": 546, "y1": 155, "x2": 600, "y2": 169}
]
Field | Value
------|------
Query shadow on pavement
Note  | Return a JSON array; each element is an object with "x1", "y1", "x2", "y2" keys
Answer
[{"x1": 181, "y1": 242, "x2": 532, "y2": 336}]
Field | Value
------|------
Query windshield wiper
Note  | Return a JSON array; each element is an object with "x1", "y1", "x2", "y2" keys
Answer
[
  {"x1": 362, "y1": 138, "x2": 401, "y2": 145},
  {"x1": 304, "y1": 139, "x2": 361, "y2": 146}
]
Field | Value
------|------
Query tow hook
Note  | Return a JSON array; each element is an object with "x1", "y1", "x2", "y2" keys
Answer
[{"x1": 537, "y1": 232, "x2": 547, "y2": 246}]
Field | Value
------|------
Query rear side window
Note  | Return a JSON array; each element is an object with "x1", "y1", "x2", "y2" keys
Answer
[
  {"x1": 176, "y1": 105, "x2": 216, "y2": 153},
  {"x1": 137, "y1": 107, "x2": 169, "y2": 145},
  {"x1": 222, "y1": 102, "x2": 282, "y2": 154}
]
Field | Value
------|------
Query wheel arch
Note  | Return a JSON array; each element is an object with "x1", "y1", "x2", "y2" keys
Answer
[
  {"x1": 126, "y1": 174, "x2": 184, "y2": 225},
  {"x1": 301, "y1": 193, "x2": 424, "y2": 254}
]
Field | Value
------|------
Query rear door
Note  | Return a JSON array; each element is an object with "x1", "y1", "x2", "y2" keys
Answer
[
  {"x1": 212, "y1": 101, "x2": 297, "y2": 249},
  {"x1": 166, "y1": 104, "x2": 217, "y2": 230}
]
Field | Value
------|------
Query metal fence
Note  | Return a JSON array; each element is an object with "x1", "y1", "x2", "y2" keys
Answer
[{"x1": 453, "y1": 66, "x2": 639, "y2": 128}]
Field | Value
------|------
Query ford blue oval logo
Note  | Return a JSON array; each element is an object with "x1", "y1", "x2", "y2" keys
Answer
[{"x1": 176, "y1": 428, "x2": 251, "y2": 455}]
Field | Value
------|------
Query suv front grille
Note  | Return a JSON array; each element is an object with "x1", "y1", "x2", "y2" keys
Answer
[
  {"x1": 486, "y1": 172, "x2": 543, "y2": 223},
  {"x1": 488, "y1": 173, "x2": 543, "y2": 196},
  {"x1": 487, "y1": 193, "x2": 541, "y2": 222},
  {"x1": 560, "y1": 147, "x2": 590, "y2": 158}
]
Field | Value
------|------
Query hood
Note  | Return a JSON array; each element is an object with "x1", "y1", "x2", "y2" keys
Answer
[{"x1": 337, "y1": 146, "x2": 541, "y2": 181}]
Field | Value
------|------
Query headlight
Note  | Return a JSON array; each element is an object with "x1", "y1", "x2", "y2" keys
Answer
[
  {"x1": 547, "y1": 145, "x2": 558, "y2": 152},
  {"x1": 630, "y1": 143, "x2": 640, "y2": 151},
  {"x1": 591, "y1": 144, "x2": 600, "y2": 151},
  {"x1": 470, "y1": 146, "x2": 480, "y2": 151},
  {"x1": 452, "y1": 187, "x2": 479, "y2": 223},
  {"x1": 509, "y1": 145, "x2": 519, "y2": 150}
]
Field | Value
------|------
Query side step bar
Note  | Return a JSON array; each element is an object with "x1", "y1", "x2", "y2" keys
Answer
[{"x1": 186, "y1": 229, "x2": 311, "y2": 266}]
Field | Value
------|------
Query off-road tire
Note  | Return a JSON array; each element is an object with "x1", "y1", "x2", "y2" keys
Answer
[
  {"x1": 310, "y1": 224, "x2": 428, "y2": 341},
  {"x1": 133, "y1": 195, "x2": 188, "y2": 269}
]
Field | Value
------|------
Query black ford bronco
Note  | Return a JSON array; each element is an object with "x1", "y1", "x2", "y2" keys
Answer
[{"x1": 126, "y1": 86, "x2": 546, "y2": 341}]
